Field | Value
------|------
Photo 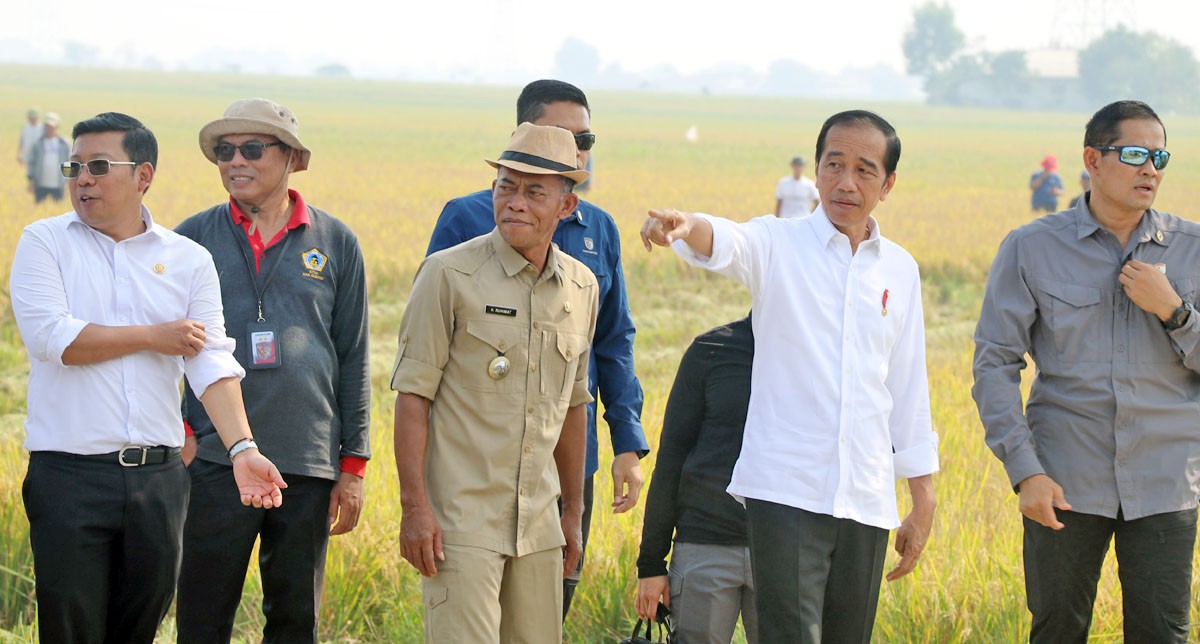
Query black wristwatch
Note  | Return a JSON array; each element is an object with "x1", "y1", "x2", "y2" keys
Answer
[{"x1": 1163, "y1": 301, "x2": 1194, "y2": 331}]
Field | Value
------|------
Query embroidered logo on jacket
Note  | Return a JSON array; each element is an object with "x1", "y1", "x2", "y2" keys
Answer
[{"x1": 302, "y1": 248, "x2": 328, "y2": 281}]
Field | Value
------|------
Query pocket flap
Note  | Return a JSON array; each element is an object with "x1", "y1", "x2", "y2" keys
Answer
[
  {"x1": 466, "y1": 319, "x2": 521, "y2": 353},
  {"x1": 1040, "y1": 281, "x2": 1101, "y2": 307},
  {"x1": 556, "y1": 331, "x2": 589, "y2": 362}
]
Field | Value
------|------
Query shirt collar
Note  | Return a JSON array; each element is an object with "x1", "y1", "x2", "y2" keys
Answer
[
  {"x1": 489, "y1": 228, "x2": 565, "y2": 283},
  {"x1": 808, "y1": 205, "x2": 884, "y2": 256},
  {"x1": 229, "y1": 188, "x2": 310, "y2": 229},
  {"x1": 1075, "y1": 200, "x2": 1166, "y2": 246},
  {"x1": 67, "y1": 204, "x2": 164, "y2": 241}
]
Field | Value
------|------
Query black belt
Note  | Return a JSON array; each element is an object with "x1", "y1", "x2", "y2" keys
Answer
[{"x1": 72, "y1": 446, "x2": 182, "y2": 467}]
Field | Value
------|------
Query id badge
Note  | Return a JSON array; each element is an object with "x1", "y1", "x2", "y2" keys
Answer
[{"x1": 247, "y1": 323, "x2": 281, "y2": 369}]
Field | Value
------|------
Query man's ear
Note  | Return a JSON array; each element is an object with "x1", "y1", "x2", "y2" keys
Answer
[{"x1": 559, "y1": 193, "x2": 579, "y2": 221}]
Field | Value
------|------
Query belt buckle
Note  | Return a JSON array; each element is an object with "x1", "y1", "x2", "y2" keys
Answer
[{"x1": 119, "y1": 445, "x2": 148, "y2": 467}]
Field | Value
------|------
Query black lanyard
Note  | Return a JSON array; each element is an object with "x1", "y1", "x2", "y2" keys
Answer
[{"x1": 232, "y1": 209, "x2": 298, "y2": 323}]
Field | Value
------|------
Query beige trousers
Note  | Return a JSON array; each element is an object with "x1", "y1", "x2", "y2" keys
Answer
[{"x1": 422, "y1": 543, "x2": 563, "y2": 643}]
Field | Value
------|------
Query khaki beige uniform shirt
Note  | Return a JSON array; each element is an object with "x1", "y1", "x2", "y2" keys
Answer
[{"x1": 391, "y1": 229, "x2": 598, "y2": 556}]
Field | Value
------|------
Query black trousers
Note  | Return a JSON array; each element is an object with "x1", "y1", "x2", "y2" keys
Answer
[
  {"x1": 22, "y1": 451, "x2": 189, "y2": 644},
  {"x1": 745, "y1": 499, "x2": 888, "y2": 644},
  {"x1": 1024, "y1": 507, "x2": 1196, "y2": 644},
  {"x1": 562, "y1": 473, "x2": 594, "y2": 619},
  {"x1": 175, "y1": 459, "x2": 335, "y2": 644}
]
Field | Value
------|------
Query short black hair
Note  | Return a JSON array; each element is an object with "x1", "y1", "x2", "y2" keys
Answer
[
  {"x1": 516, "y1": 80, "x2": 590, "y2": 125},
  {"x1": 1084, "y1": 100, "x2": 1166, "y2": 148},
  {"x1": 72, "y1": 112, "x2": 158, "y2": 170},
  {"x1": 815, "y1": 110, "x2": 901, "y2": 177}
]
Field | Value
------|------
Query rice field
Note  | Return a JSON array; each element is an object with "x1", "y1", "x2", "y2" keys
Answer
[{"x1": 2, "y1": 63, "x2": 1200, "y2": 642}]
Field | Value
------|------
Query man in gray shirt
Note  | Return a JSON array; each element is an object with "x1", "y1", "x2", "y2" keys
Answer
[{"x1": 974, "y1": 100, "x2": 1200, "y2": 643}]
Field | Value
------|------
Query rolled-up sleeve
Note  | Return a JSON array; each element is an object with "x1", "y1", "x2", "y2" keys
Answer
[
  {"x1": 887, "y1": 269, "x2": 939, "y2": 479},
  {"x1": 183, "y1": 252, "x2": 244, "y2": 399},
  {"x1": 972, "y1": 232, "x2": 1044, "y2": 488},
  {"x1": 10, "y1": 226, "x2": 89, "y2": 366},
  {"x1": 390, "y1": 258, "x2": 451, "y2": 399}
]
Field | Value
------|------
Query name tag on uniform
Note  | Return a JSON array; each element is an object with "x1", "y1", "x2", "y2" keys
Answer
[{"x1": 485, "y1": 305, "x2": 517, "y2": 317}]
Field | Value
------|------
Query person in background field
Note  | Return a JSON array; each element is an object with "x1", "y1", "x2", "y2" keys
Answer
[
  {"x1": 774, "y1": 155, "x2": 818, "y2": 218},
  {"x1": 174, "y1": 98, "x2": 371, "y2": 644},
  {"x1": 426, "y1": 78, "x2": 648, "y2": 617},
  {"x1": 17, "y1": 107, "x2": 40, "y2": 163},
  {"x1": 1030, "y1": 154, "x2": 1064, "y2": 213},
  {"x1": 640, "y1": 109, "x2": 939, "y2": 643},
  {"x1": 393, "y1": 123, "x2": 598, "y2": 643},
  {"x1": 9, "y1": 111, "x2": 285, "y2": 644},
  {"x1": 636, "y1": 314, "x2": 758, "y2": 644},
  {"x1": 975, "y1": 100, "x2": 1199, "y2": 643},
  {"x1": 25, "y1": 112, "x2": 70, "y2": 203},
  {"x1": 1068, "y1": 169, "x2": 1091, "y2": 209}
]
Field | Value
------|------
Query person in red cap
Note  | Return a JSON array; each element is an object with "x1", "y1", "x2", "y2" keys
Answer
[{"x1": 1030, "y1": 154, "x2": 1064, "y2": 212}]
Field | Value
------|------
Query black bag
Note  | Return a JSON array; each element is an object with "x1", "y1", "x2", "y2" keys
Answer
[{"x1": 619, "y1": 602, "x2": 675, "y2": 644}]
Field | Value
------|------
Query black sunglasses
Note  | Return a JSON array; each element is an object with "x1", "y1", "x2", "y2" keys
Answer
[
  {"x1": 1091, "y1": 145, "x2": 1171, "y2": 170},
  {"x1": 574, "y1": 132, "x2": 596, "y2": 152},
  {"x1": 61, "y1": 159, "x2": 138, "y2": 178},
  {"x1": 213, "y1": 141, "x2": 285, "y2": 162}
]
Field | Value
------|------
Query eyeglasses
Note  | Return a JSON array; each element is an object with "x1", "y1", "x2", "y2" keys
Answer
[
  {"x1": 213, "y1": 141, "x2": 284, "y2": 162},
  {"x1": 1091, "y1": 145, "x2": 1171, "y2": 170},
  {"x1": 574, "y1": 132, "x2": 596, "y2": 152},
  {"x1": 61, "y1": 159, "x2": 138, "y2": 178}
]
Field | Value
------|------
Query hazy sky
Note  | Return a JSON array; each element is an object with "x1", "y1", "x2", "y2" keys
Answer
[{"x1": 2, "y1": 0, "x2": 1188, "y2": 79}]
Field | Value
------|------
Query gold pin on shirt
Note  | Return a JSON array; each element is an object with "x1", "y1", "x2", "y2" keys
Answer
[{"x1": 153, "y1": 263, "x2": 165, "y2": 274}]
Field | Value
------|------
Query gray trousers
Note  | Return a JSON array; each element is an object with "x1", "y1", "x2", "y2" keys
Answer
[
  {"x1": 669, "y1": 542, "x2": 758, "y2": 644},
  {"x1": 745, "y1": 499, "x2": 888, "y2": 644}
]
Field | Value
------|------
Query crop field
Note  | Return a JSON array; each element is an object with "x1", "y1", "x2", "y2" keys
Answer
[{"x1": 2, "y1": 64, "x2": 1200, "y2": 642}]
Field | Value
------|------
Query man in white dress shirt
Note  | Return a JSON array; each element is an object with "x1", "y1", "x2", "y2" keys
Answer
[
  {"x1": 641, "y1": 110, "x2": 938, "y2": 643},
  {"x1": 9, "y1": 112, "x2": 287, "y2": 644}
]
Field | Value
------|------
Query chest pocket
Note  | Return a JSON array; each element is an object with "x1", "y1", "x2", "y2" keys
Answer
[
  {"x1": 539, "y1": 329, "x2": 589, "y2": 401},
  {"x1": 462, "y1": 319, "x2": 525, "y2": 394},
  {"x1": 1037, "y1": 280, "x2": 1104, "y2": 363}
]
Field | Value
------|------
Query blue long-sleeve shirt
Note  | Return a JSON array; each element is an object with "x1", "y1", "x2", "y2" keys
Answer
[{"x1": 427, "y1": 189, "x2": 648, "y2": 476}]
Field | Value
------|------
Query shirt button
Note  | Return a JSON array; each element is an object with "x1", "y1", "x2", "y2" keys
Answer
[
  {"x1": 527, "y1": 406, "x2": 535, "y2": 414},
  {"x1": 532, "y1": 322, "x2": 540, "y2": 330},
  {"x1": 1116, "y1": 345, "x2": 1125, "y2": 353},
  {"x1": 519, "y1": 487, "x2": 526, "y2": 495},
  {"x1": 530, "y1": 363, "x2": 538, "y2": 373},
  {"x1": 523, "y1": 445, "x2": 532, "y2": 454},
  {"x1": 1117, "y1": 385, "x2": 1126, "y2": 392}
]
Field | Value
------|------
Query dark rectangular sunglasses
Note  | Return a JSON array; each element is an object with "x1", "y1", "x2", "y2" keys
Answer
[
  {"x1": 61, "y1": 159, "x2": 138, "y2": 178},
  {"x1": 213, "y1": 141, "x2": 285, "y2": 162},
  {"x1": 574, "y1": 132, "x2": 596, "y2": 151},
  {"x1": 1091, "y1": 145, "x2": 1171, "y2": 170}
]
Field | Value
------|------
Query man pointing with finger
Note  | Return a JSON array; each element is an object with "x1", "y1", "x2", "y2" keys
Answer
[
  {"x1": 974, "y1": 100, "x2": 1200, "y2": 643},
  {"x1": 640, "y1": 110, "x2": 938, "y2": 643}
]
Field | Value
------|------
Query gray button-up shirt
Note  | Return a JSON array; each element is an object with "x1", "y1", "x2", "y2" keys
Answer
[{"x1": 973, "y1": 199, "x2": 1200, "y2": 520}]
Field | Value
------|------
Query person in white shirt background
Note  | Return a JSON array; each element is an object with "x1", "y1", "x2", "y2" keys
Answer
[
  {"x1": 640, "y1": 110, "x2": 938, "y2": 644},
  {"x1": 774, "y1": 155, "x2": 819, "y2": 218},
  {"x1": 9, "y1": 111, "x2": 287, "y2": 644},
  {"x1": 17, "y1": 107, "x2": 40, "y2": 164}
]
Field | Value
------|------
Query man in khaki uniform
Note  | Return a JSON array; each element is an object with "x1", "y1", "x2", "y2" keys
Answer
[{"x1": 391, "y1": 123, "x2": 599, "y2": 643}]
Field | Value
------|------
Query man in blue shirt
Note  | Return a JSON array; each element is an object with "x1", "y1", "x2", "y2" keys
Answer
[{"x1": 426, "y1": 79, "x2": 648, "y2": 617}]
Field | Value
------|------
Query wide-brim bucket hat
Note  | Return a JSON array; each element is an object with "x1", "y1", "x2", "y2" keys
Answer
[
  {"x1": 486, "y1": 123, "x2": 590, "y2": 185},
  {"x1": 199, "y1": 98, "x2": 311, "y2": 171}
]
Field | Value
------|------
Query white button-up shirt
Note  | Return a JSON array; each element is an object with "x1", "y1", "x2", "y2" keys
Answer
[
  {"x1": 673, "y1": 207, "x2": 939, "y2": 529},
  {"x1": 10, "y1": 207, "x2": 244, "y2": 454}
]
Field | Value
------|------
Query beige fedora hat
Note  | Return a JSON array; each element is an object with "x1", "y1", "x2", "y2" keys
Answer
[
  {"x1": 199, "y1": 98, "x2": 311, "y2": 171},
  {"x1": 486, "y1": 123, "x2": 589, "y2": 185}
]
